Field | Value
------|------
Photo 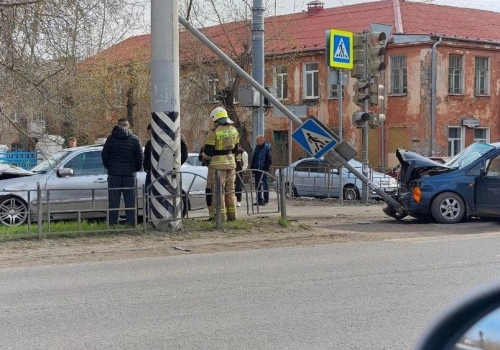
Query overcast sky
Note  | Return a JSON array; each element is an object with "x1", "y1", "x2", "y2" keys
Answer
[{"x1": 275, "y1": 0, "x2": 500, "y2": 14}]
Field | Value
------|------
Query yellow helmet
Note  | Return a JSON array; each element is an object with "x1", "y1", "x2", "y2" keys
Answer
[{"x1": 210, "y1": 107, "x2": 228, "y2": 122}]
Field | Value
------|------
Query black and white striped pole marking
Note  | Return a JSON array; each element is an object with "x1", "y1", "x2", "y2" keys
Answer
[
  {"x1": 149, "y1": 112, "x2": 182, "y2": 228},
  {"x1": 150, "y1": 0, "x2": 182, "y2": 229}
]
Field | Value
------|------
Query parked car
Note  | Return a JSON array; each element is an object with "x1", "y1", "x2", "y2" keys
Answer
[
  {"x1": 0, "y1": 145, "x2": 208, "y2": 226},
  {"x1": 185, "y1": 152, "x2": 203, "y2": 166},
  {"x1": 274, "y1": 157, "x2": 398, "y2": 200},
  {"x1": 383, "y1": 142, "x2": 500, "y2": 224}
]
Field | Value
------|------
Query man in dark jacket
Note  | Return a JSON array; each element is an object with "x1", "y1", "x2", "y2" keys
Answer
[
  {"x1": 250, "y1": 135, "x2": 272, "y2": 206},
  {"x1": 102, "y1": 118, "x2": 144, "y2": 226}
]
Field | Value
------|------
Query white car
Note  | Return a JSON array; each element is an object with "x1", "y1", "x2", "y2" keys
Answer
[
  {"x1": 275, "y1": 157, "x2": 398, "y2": 200},
  {"x1": 0, "y1": 146, "x2": 208, "y2": 226}
]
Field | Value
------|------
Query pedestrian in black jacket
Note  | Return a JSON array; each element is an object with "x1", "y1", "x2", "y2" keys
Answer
[
  {"x1": 251, "y1": 135, "x2": 272, "y2": 205},
  {"x1": 102, "y1": 118, "x2": 143, "y2": 226}
]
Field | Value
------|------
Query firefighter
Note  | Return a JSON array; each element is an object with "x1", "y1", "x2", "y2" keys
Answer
[{"x1": 202, "y1": 107, "x2": 240, "y2": 221}]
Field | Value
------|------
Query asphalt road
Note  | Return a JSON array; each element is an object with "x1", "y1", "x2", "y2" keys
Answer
[{"x1": 1, "y1": 232, "x2": 500, "y2": 350}]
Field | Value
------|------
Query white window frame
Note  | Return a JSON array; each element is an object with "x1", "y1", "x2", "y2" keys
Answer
[
  {"x1": 448, "y1": 126, "x2": 465, "y2": 156},
  {"x1": 448, "y1": 55, "x2": 464, "y2": 95},
  {"x1": 304, "y1": 62, "x2": 319, "y2": 99},
  {"x1": 474, "y1": 57, "x2": 490, "y2": 96},
  {"x1": 208, "y1": 73, "x2": 219, "y2": 103},
  {"x1": 473, "y1": 127, "x2": 490, "y2": 144},
  {"x1": 274, "y1": 66, "x2": 288, "y2": 100},
  {"x1": 390, "y1": 55, "x2": 407, "y2": 94}
]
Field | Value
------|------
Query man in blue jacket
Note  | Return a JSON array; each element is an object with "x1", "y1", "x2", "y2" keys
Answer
[
  {"x1": 102, "y1": 118, "x2": 144, "y2": 226},
  {"x1": 250, "y1": 135, "x2": 272, "y2": 206}
]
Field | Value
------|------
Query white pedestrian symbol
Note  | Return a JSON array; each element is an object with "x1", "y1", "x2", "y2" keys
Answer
[
  {"x1": 334, "y1": 38, "x2": 349, "y2": 60},
  {"x1": 301, "y1": 129, "x2": 332, "y2": 154}
]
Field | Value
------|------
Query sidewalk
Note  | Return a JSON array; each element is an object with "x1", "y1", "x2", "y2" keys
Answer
[{"x1": 187, "y1": 197, "x2": 386, "y2": 220}]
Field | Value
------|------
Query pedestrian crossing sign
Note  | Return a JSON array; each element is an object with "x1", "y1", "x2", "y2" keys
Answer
[
  {"x1": 328, "y1": 29, "x2": 353, "y2": 69},
  {"x1": 292, "y1": 117, "x2": 338, "y2": 159}
]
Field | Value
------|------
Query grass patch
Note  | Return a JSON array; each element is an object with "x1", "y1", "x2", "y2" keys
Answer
[
  {"x1": 0, "y1": 215, "x2": 293, "y2": 243},
  {"x1": 0, "y1": 220, "x2": 143, "y2": 241},
  {"x1": 278, "y1": 217, "x2": 291, "y2": 228}
]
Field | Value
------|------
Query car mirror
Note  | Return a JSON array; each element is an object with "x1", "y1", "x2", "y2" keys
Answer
[
  {"x1": 480, "y1": 167, "x2": 487, "y2": 177},
  {"x1": 415, "y1": 281, "x2": 500, "y2": 350},
  {"x1": 58, "y1": 168, "x2": 74, "y2": 177}
]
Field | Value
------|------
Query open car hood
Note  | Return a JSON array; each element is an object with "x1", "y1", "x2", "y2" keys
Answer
[
  {"x1": 396, "y1": 149, "x2": 451, "y2": 184},
  {"x1": 0, "y1": 164, "x2": 35, "y2": 180}
]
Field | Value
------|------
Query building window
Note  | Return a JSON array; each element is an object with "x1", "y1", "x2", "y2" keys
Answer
[
  {"x1": 304, "y1": 62, "x2": 319, "y2": 99},
  {"x1": 224, "y1": 71, "x2": 239, "y2": 104},
  {"x1": 474, "y1": 57, "x2": 490, "y2": 96},
  {"x1": 113, "y1": 80, "x2": 123, "y2": 108},
  {"x1": 208, "y1": 73, "x2": 219, "y2": 103},
  {"x1": 275, "y1": 66, "x2": 288, "y2": 100},
  {"x1": 448, "y1": 55, "x2": 464, "y2": 95},
  {"x1": 390, "y1": 55, "x2": 407, "y2": 94},
  {"x1": 474, "y1": 128, "x2": 489, "y2": 144},
  {"x1": 448, "y1": 126, "x2": 464, "y2": 156}
]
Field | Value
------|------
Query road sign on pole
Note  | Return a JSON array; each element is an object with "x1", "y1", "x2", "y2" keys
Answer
[
  {"x1": 328, "y1": 29, "x2": 353, "y2": 69},
  {"x1": 293, "y1": 118, "x2": 337, "y2": 158}
]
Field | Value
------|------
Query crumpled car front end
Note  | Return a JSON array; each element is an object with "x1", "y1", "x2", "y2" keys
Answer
[
  {"x1": 383, "y1": 149, "x2": 452, "y2": 219},
  {"x1": 0, "y1": 164, "x2": 34, "y2": 181}
]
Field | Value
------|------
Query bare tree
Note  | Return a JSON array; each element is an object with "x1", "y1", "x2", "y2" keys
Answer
[{"x1": 0, "y1": 0, "x2": 148, "y2": 148}]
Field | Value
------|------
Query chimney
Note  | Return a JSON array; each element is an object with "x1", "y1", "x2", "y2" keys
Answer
[{"x1": 307, "y1": 0, "x2": 324, "y2": 14}]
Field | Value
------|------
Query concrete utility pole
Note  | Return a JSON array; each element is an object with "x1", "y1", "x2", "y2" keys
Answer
[
  {"x1": 361, "y1": 31, "x2": 370, "y2": 204},
  {"x1": 150, "y1": 0, "x2": 182, "y2": 230},
  {"x1": 251, "y1": 0, "x2": 265, "y2": 149}
]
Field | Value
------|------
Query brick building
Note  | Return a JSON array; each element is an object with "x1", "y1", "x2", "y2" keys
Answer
[{"x1": 80, "y1": 0, "x2": 500, "y2": 169}]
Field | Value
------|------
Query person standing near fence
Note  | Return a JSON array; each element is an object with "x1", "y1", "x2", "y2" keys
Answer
[
  {"x1": 67, "y1": 137, "x2": 77, "y2": 148},
  {"x1": 251, "y1": 135, "x2": 272, "y2": 206},
  {"x1": 234, "y1": 146, "x2": 248, "y2": 207},
  {"x1": 102, "y1": 118, "x2": 143, "y2": 226},
  {"x1": 202, "y1": 107, "x2": 240, "y2": 222}
]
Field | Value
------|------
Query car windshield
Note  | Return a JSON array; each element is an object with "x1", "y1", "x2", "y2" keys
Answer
[
  {"x1": 30, "y1": 151, "x2": 71, "y2": 173},
  {"x1": 446, "y1": 142, "x2": 495, "y2": 169}
]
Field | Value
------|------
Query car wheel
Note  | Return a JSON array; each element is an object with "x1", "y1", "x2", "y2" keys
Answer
[
  {"x1": 0, "y1": 195, "x2": 29, "y2": 226},
  {"x1": 284, "y1": 183, "x2": 298, "y2": 199},
  {"x1": 343, "y1": 185, "x2": 359, "y2": 200},
  {"x1": 431, "y1": 192, "x2": 465, "y2": 224}
]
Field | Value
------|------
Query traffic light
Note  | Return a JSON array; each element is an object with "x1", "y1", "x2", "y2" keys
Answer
[
  {"x1": 366, "y1": 31, "x2": 387, "y2": 77},
  {"x1": 367, "y1": 112, "x2": 386, "y2": 128},
  {"x1": 351, "y1": 33, "x2": 365, "y2": 79},
  {"x1": 353, "y1": 80, "x2": 370, "y2": 106},
  {"x1": 369, "y1": 77, "x2": 385, "y2": 106},
  {"x1": 352, "y1": 111, "x2": 370, "y2": 128}
]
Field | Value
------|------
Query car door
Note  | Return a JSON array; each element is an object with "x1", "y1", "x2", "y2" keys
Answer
[
  {"x1": 316, "y1": 160, "x2": 335, "y2": 197},
  {"x1": 293, "y1": 160, "x2": 322, "y2": 197},
  {"x1": 45, "y1": 150, "x2": 109, "y2": 218},
  {"x1": 475, "y1": 154, "x2": 500, "y2": 215}
]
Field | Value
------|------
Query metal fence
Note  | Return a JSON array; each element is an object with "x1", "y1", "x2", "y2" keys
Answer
[
  {"x1": 0, "y1": 151, "x2": 38, "y2": 170},
  {"x1": 269, "y1": 163, "x2": 399, "y2": 201},
  {"x1": 0, "y1": 169, "x2": 285, "y2": 238}
]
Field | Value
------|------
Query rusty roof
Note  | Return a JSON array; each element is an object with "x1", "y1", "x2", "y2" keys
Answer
[{"x1": 82, "y1": 1, "x2": 500, "y2": 66}]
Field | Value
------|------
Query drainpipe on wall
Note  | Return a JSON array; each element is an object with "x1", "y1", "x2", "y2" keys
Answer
[{"x1": 430, "y1": 36, "x2": 443, "y2": 156}]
